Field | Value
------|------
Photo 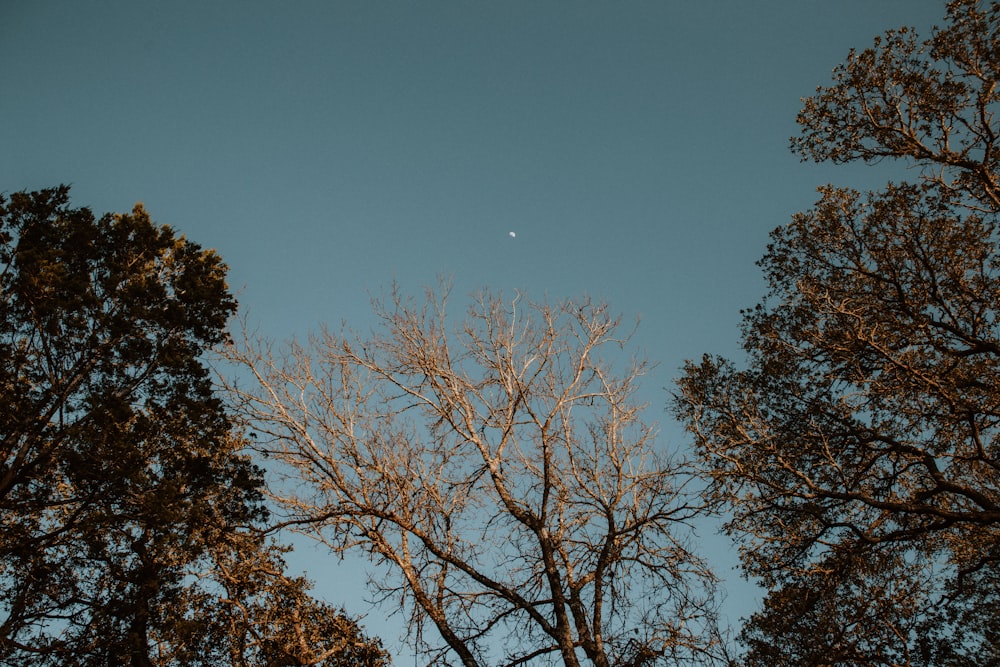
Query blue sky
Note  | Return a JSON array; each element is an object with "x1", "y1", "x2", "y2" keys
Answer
[{"x1": 2, "y1": 1, "x2": 946, "y2": 660}]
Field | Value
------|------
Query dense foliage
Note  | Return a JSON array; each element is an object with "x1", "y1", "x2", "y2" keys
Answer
[
  {"x1": 0, "y1": 187, "x2": 387, "y2": 666},
  {"x1": 675, "y1": 1, "x2": 1000, "y2": 664}
]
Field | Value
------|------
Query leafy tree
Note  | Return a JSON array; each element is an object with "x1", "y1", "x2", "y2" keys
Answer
[
  {"x1": 225, "y1": 286, "x2": 724, "y2": 667},
  {"x1": 0, "y1": 186, "x2": 388, "y2": 666},
  {"x1": 674, "y1": 1, "x2": 1000, "y2": 664}
]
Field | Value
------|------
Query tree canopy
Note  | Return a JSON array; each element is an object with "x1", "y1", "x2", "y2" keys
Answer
[
  {"x1": 0, "y1": 186, "x2": 387, "y2": 666},
  {"x1": 674, "y1": 1, "x2": 1000, "y2": 664},
  {"x1": 226, "y1": 286, "x2": 724, "y2": 667}
]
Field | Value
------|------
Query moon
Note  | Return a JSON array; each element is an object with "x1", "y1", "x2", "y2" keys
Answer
[{"x1": 509, "y1": 231, "x2": 516, "y2": 238}]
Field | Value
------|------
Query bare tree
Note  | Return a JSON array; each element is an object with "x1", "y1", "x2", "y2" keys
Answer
[{"x1": 224, "y1": 285, "x2": 722, "y2": 667}]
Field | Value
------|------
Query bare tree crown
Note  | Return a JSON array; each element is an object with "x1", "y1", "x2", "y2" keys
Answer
[{"x1": 227, "y1": 286, "x2": 721, "y2": 667}]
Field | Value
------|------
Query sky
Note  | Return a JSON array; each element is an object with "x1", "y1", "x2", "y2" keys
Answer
[{"x1": 2, "y1": 1, "x2": 947, "y2": 661}]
